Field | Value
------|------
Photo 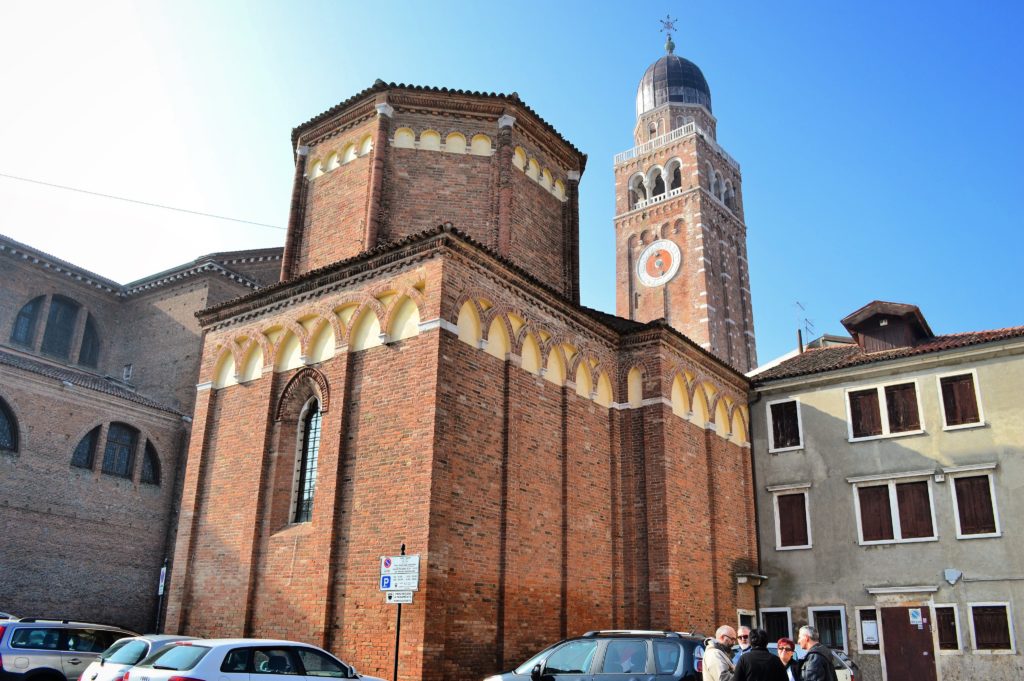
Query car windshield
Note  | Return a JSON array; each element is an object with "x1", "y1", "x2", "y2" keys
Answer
[
  {"x1": 513, "y1": 642, "x2": 561, "y2": 675},
  {"x1": 103, "y1": 640, "x2": 149, "y2": 665},
  {"x1": 141, "y1": 645, "x2": 210, "y2": 671}
]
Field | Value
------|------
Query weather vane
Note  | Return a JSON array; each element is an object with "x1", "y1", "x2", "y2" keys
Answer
[{"x1": 659, "y1": 14, "x2": 677, "y2": 54}]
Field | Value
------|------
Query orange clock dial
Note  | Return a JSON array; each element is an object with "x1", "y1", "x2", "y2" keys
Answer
[
  {"x1": 636, "y1": 239, "x2": 682, "y2": 287},
  {"x1": 645, "y1": 249, "x2": 673, "y2": 278}
]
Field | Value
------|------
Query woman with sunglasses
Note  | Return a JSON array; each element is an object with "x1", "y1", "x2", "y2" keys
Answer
[{"x1": 776, "y1": 638, "x2": 801, "y2": 681}]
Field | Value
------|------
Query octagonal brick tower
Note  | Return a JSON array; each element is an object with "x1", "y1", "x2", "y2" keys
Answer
[
  {"x1": 280, "y1": 81, "x2": 587, "y2": 303},
  {"x1": 614, "y1": 37, "x2": 756, "y2": 372}
]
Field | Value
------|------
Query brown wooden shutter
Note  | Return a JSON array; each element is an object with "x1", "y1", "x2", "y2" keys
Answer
[
  {"x1": 896, "y1": 481, "x2": 933, "y2": 539},
  {"x1": 954, "y1": 475, "x2": 997, "y2": 535},
  {"x1": 935, "y1": 607, "x2": 959, "y2": 650},
  {"x1": 771, "y1": 401, "x2": 800, "y2": 449},
  {"x1": 972, "y1": 605, "x2": 1012, "y2": 649},
  {"x1": 858, "y1": 485, "x2": 894, "y2": 541},
  {"x1": 941, "y1": 374, "x2": 980, "y2": 426},
  {"x1": 777, "y1": 493, "x2": 808, "y2": 547},
  {"x1": 885, "y1": 383, "x2": 920, "y2": 432},
  {"x1": 849, "y1": 389, "x2": 882, "y2": 438}
]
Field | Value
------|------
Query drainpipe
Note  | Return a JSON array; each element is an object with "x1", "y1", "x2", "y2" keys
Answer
[{"x1": 748, "y1": 388, "x2": 764, "y2": 618}]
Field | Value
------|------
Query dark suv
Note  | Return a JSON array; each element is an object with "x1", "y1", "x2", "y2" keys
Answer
[
  {"x1": 0, "y1": 619, "x2": 136, "y2": 681},
  {"x1": 483, "y1": 630, "x2": 706, "y2": 680}
]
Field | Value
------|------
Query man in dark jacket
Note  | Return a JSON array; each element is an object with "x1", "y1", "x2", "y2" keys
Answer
[
  {"x1": 797, "y1": 626, "x2": 838, "y2": 681},
  {"x1": 732, "y1": 628, "x2": 786, "y2": 681}
]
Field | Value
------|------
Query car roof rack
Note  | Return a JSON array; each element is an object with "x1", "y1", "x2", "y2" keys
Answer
[
  {"x1": 17, "y1": 618, "x2": 75, "y2": 624},
  {"x1": 582, "y1": 630, "x2": 681, "y2": 638}
]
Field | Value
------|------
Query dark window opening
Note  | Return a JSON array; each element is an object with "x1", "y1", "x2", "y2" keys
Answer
[
  {"x1": 102, "y1": 422, "x2": 138, "y2": 478},
  {"x1": 670, "y1": 167, "x2": 682, "y2": 190},
  {"x1": 954, "y1": 475, "x2": 997, "y2": 535},
  {"x1": 813, "y1": 609, "x2": 845, "y2": 650},
  {"x1": 762, "y1": 611, "x2": 790, "y2": 641},
  {"x1": 777, "y1": 492, "x2": 809, "y2": 547},
  {"x1": 652, "y1": 174, "x2": 666, "y2": 197},
  {"x1": 0, "y1": 398, "x2": 18, "y2": 452},
  {"x1": 770, "y1": 400, "x2": 801, "y2": 449},
  {"x1": 11, "y1": 296, "x2": 43, "y2": 346},
  {"x1": 971, "y1": 605, "x2": 1012, "y2": 650},
  {"x1": 141, "y1": 441, "x2": 160, "y2": 485},
  {"x1": 941, "y1": 374, "x2": 981, "y2": 426},
  {"x1": 71, "y1": 426, "x2": 101, "y2": 469},
  {"x1": 41, "y1": 295, "x2": 81, "y2": 359},
  {"x1": 78, "y1": 315, "x2": 100, "y2": 368},
  {"x1": 935, "y1": 607, "x2": 959, "y2": 650},
  {"x1": 293, "y1": 401, "x2": 322, "y2": 523}
]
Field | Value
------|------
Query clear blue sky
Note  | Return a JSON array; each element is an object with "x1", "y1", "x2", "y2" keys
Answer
[{"x1": 1, "y1": 1, "x2": 1021, "y2": 364}]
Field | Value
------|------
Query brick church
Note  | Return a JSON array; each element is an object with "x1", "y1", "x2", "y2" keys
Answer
[{"x1": 165, "y1": 35, "x2": 759, "y2": 680}]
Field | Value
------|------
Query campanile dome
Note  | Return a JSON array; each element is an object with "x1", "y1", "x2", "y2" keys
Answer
[{"x1": 635, "y1": 49, "x2": 712, "y2": 117}]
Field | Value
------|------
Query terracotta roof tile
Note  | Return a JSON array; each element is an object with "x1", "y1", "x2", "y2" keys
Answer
[
  {"x1": 753, "y1": 326, "x2": 1024, "y2": 384},
  {"x1": 0, "y1": 349, "x2": 183, "y2": 415}
]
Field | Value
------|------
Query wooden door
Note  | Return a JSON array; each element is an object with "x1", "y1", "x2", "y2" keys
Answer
[{"x1": 880, "y1": 606, "x2": 937, "y2": 681}]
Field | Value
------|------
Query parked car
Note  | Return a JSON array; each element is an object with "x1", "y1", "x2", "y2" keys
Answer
[
  {"x1": 126, "y1": 639, "x2": 384, "y2": 681},
  {"x1": 765, "y1": 642, "x2": 859, "y2": 681},
  {"x1": 0, "y1": 618, "x2": 137, "y2": 681},
  {"x1": 483, "y1": 630, "x2": 706, "y2": 680},
  {"x1": 78, "y1": 636, "x2": 195, "y2": 681}
]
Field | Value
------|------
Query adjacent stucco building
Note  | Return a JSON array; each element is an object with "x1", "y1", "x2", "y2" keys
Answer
[{"x1": 751, "y1": 301, "x2": 1024, "y2": 681}]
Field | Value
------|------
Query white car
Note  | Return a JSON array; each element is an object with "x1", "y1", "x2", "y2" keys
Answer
[
  {"x1": 125, "y1": 639, "x2": 385, "y2": 681},
  {"x1": 80, "y1": 635, "x2": 196, "y2": 681}
]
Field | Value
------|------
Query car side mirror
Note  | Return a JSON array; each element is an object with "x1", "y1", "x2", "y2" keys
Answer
[{"x1": 530, "y1": 663, "x2": 542, "y2": 681}]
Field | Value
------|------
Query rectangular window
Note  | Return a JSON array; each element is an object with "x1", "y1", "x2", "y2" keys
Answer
[
  {"x1": 934, "y1": 605, "x2": 960, "y2": 651},
  {"x1": 773, "y1": 490, "x2": 810, "y2": 549},
  {"x1": 970, "y1": 603, "x2": 1014, "y2": 652},
  {"x1": 761, "y1": 608, "x2": 792, "y2": 641},
  {"x1": 809, "y1": 606, "x2": 847, "y2": 652},
  {"x1": 939, "y1": 372, "x2": 982, "y2": 428},
  {"x1": 102, "y1": 424, "x2": 138, "y2": 478},
  {"x1": 952, "y1": 473, "x2": 999, "y2": 537},
  {"x1": 41, "y1": 296, "x2": 80, "y2": 359},
  {"x1": 767, "y1": 399, "x2": 802, "y2": 451},
  {"x1": 854, "y1": 478, "x2": 935, "y2": 544},
  {"x1": 856, "y1": 608, "x2": 879, "y2": 652},
  {"x1": 846, "y1": 381, "x2": 923, "y2": 440}
]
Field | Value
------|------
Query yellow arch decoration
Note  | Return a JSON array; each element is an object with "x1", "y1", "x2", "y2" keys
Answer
[
  {"x1": 456, "y1": 300, "x2": 482, "y2": 346},
  {"x1": 388, "y1": 296, "x2": 420, "y2": 342}
]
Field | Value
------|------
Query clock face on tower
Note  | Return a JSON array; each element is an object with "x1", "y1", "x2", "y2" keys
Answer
[{"x1": 636, "y1": 239, "x2": 682, "y2": 287}]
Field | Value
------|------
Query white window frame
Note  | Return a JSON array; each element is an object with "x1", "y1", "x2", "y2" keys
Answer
[
  {"x1": 968, "y1": 601, "x2": 1016, "y2": 654},
  {"x1": 760, "y1": 607, "x2": 793, "y2": 639},
  {"x1": 768, "y1": 483, "x2": 812, "y2": 551},
  {"x1": 854, "y1": 606, "x2": 880, "y2": 655},
  {"x1": 849, "y1": 472, "x2": 938, "y2": 545},
  {"x1": 844, "y1": 378, "x2": 925, "y2": 442},
  {"x1": 808, "y1": 605, "x2": 848, "y2": 654},
  {"x1": 945, "y1": 464, "x2": 1001, "y2": 539},
  {"x1": 931, "y1": 603, "x2": 963, "y2": 655},
  {"x1": 935, "y1": 368, "x2": 985, "y2": 431},
  {"x1": 737, "y1": 608, "x2": 756, "y2": 630},
  {"x1": 766, "y1": 397, "x2": 804, "y2": 453}
]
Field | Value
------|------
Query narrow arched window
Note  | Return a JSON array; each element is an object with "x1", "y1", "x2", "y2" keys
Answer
[
  {"x1": 293, "y1": 400, "x2": 322, "y2": 523},
  {"x1": 79, "y1": 315, "x2": 100, "y2": 368},
  {"x1": 71, "y1": 425, "x2": 101, "y2": 469},
  {"x1": 0, "y1": 397, "x2": 18, "y2": 453},
  {"x1": 11, "y1": 296, "x2": 43, "y2": 347},
  {"x1": 41, "y1": 295, "x2": 81, "y2": 359},
  {"x1": 141, "y1": 441, "x2": 160, "y2": 485},
  {"x1": 102, "y1": 422, "x2": 138, "y2": 478}
]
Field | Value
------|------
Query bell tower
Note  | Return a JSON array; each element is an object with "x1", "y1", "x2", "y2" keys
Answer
[{"x1": 614, "y1": 20, "x2": 756, "y2": 372}]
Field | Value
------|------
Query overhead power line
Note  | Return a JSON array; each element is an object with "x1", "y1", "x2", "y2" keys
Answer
[{"x1": 0, "y1": 171, "x2": 286, "y2": 230}]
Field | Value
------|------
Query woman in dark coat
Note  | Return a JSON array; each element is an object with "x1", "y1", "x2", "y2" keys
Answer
[
  {"x1": 733, "y1": 628, "x2": 786, "y2": 681},
  {"x1": 776, "y1": 637, "x2": 801, "y2": 681}
]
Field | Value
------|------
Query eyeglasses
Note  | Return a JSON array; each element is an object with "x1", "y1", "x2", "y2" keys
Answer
[
  {"x1": 779, "y1": 647, "x2": 795, "y2": 653},
  {"x1": 737, "y1": 636, "x2": 749, "y2": 641}
]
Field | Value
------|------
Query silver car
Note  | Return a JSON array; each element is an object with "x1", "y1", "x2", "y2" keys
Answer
[
  {"x1": 78, "y1": 636, "x2": 195, "y2": 681},
  {"x1": 0, "y1": 619, "x2": 137, "y2": 681}
]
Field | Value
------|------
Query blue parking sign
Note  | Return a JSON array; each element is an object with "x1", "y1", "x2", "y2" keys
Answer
[{"x1": 381, "y1": 575, "x2": 391, "y2": 589}]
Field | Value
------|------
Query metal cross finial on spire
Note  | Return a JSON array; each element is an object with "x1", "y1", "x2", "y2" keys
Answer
[{"x1": 660, "y1": 14, "x2": 677, "y2": 54}]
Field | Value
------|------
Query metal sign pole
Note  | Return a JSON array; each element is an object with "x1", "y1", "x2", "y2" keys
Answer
[{"x1": 393, "y1": 543, "x2": 405, "y2": 681}]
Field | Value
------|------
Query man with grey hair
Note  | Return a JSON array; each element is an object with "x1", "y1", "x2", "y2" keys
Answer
[
  {"x1": 732, "y1": 625, "x2": 751, "y2": 664},
  {"x1": 797, "y1": 625, "x2": 838, "y2": 681},
  {"x1": 703, "y1": 625, "x2": 736, "y2": 681}
]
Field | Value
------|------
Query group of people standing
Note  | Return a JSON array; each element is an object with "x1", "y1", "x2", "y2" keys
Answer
[{"x1": 702, "y1": 624, "x2": 838, "y2": 681}]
